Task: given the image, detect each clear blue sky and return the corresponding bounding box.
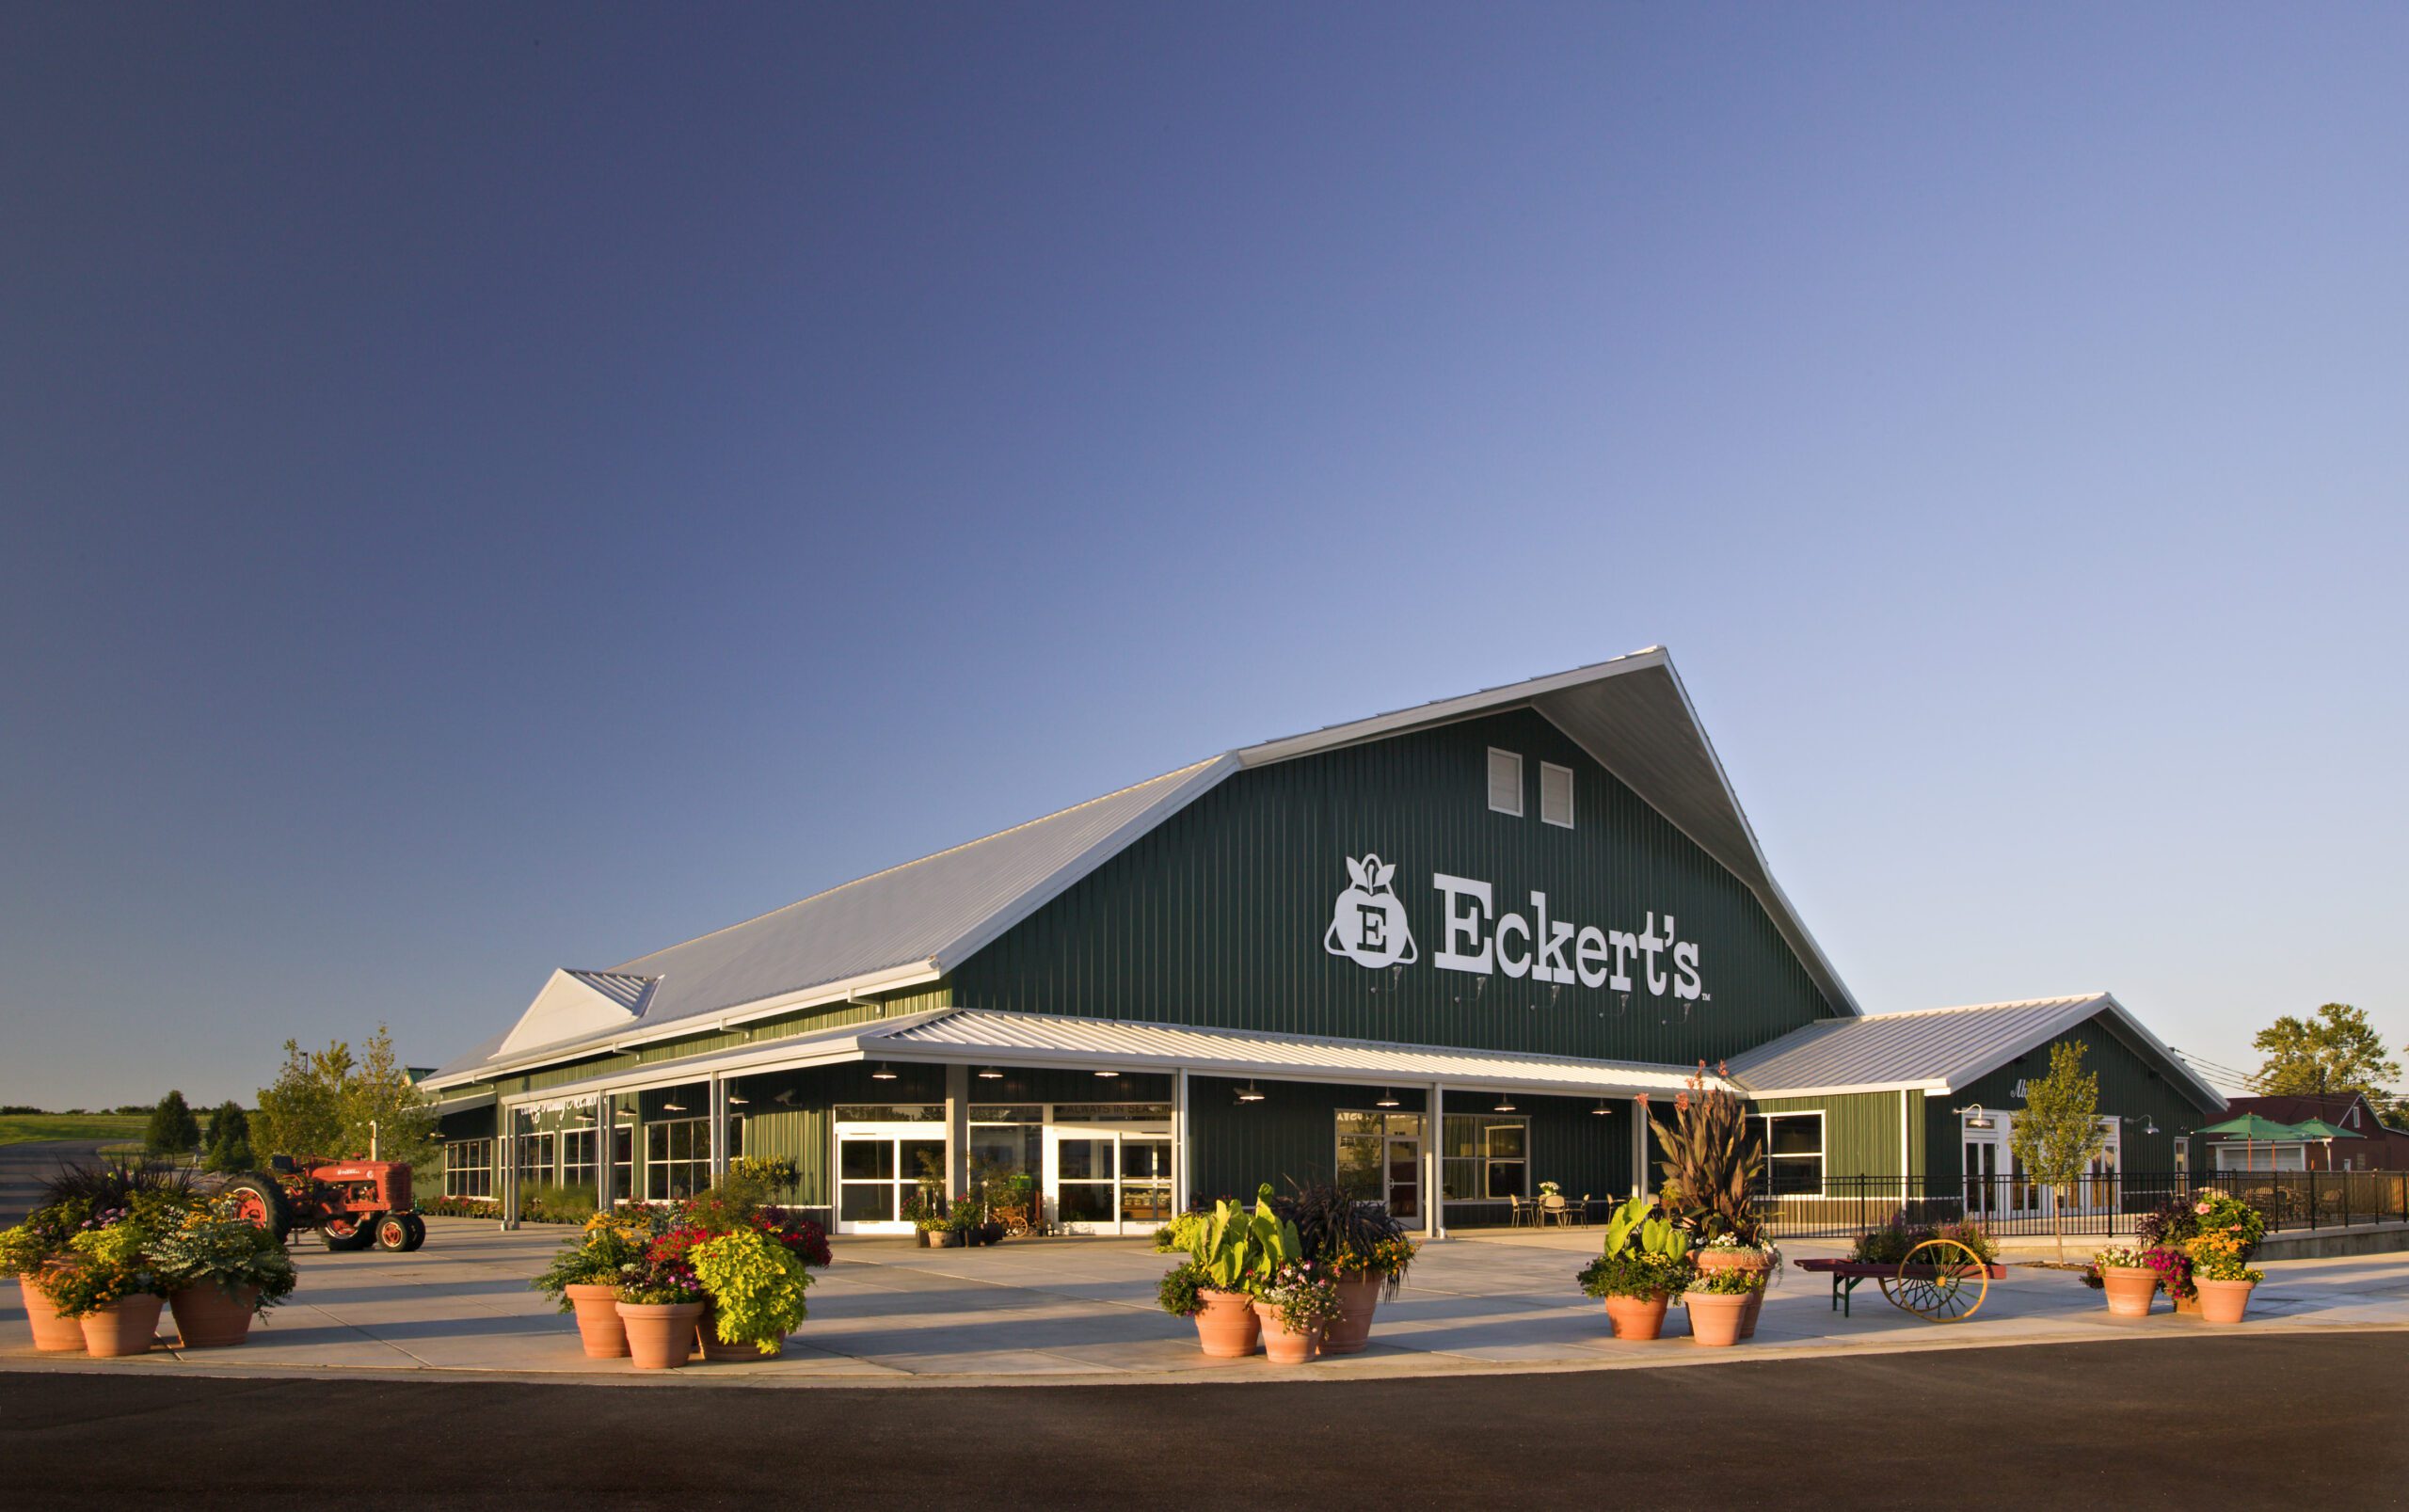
[3,4,2401,1109]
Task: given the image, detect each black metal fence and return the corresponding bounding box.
[1750,1170,2409,1242]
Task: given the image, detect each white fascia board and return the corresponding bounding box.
[1233,649,1669,768]
[494,1009,963,1105]
[932,755,1243,973]
[1735,1079,1952,1101]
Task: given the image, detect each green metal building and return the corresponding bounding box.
[420,648,2226,1235]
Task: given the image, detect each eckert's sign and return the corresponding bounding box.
[1323,852,1704,999]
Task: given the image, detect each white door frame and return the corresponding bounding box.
[1043,1121,1172,1235]
[833,1119,950,1235]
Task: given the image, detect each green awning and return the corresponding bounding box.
[2195,1113,2305,1140]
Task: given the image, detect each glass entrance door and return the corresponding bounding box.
[1964,1133,2000,1218]
[1044,1124,1172,1234]
[835,1122,949,1234]
[1337,1111,1423,1220]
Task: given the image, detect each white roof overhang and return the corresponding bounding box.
[485,1008,1726,1106]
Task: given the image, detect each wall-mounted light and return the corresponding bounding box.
[726,1094,749,1106]
[1376,1090,1400,1108]
[977,1066,1004,1080]
[869,1064,898,1082]
[662,1101,687,1113]
[1236,1081,1266,1104]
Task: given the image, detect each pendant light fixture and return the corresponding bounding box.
[1590,1100,1611,1116]
[1236,1081,1266,1104]
[869,1063,898,1082]
[1094,1068,1120,1078]
[1375,1089,1400,1109]
[977,1066,1004,1080]
[1493,1095,1516,1113]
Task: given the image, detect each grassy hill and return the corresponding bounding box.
[0,1113,149,1148]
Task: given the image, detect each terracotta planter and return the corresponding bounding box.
[1695,1249,1770,1338]
[695,1302,785,1361]
[1683,1290,1749,1347]
[565,1282,629,1358]
[17,1274,87,1353]
[1603,1293,1671,1341]
[168,1283,259,1348]
[2099,1265,2159,1318]
[1252,1301,1317,1364]
[2194,1278,2255,1325]
[1321,1273,1383,1356]
[2173,1291,2203,1316]
[80,1293,167,1358]
[1191,1288,1262,1358]
[616,1300,705,1370]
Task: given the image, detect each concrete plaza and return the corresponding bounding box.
[5,1217,2406,1385]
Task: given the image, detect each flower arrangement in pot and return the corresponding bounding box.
[1643,1068,1777,1338]
[2088,1244,2169,1317]
[1268,1180,1417,1356]
[534,1213,652,1358]
[1153,1187,1284,1358]
[615,1226,709,1370]
[4,1158,200,1354]
[2134,1194,2208,1311]
[1578,1194,1694,1341]
[1681,1263,1759,1347]
[40,1217,171,1358]
[679,1170,833,1359]
[149,1194,297,1347]
[1253,1260,1340,1364]
[2182,1191,2267,1324]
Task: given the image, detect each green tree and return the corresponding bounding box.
[2010,1041,2109,1263]
[144,1090,200,1157]
[201,1101,254,1172]
[251,1027,436,1170]
[2252,1004,2402,1106]
[341,1024,438,1174]
[252,1039,353,1159]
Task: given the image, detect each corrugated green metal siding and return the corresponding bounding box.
[954,708,1833,1063]
[1925,1011,2208,1182]
[1753,1090,1915,1181]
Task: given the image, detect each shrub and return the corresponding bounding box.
[692,1226,815,1351]
[147,1195,297,1311]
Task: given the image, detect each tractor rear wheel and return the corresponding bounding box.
[220,1173,293,1242]
[398,1214,427,1251]
[374,1214,411,1251]
[320,1216,375,1251]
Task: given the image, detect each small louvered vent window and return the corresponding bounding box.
[1540,762,1574,829]
[1487,748,1524,817]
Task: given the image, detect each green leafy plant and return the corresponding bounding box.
[691,1226,814,1352]
[728,1155,800,1198]
[1579,1249,1693,1300]
[1642,1067,1765,1248]
[532,1223,646,1312]
[2008,1040,2110,1263]
[1157,1260,1207,1318]
[1161,1185,1301,1297]
[1601,1194,1690,1263]
[146,1195,296,1311]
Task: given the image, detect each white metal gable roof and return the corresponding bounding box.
[1724,993,2228,1111]
[430,647,1859,1088]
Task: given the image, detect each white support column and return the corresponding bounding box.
[709,1074,728,1183]
[1173,1068,1189,1214]
[1900,1090,1911,1203]
[498,1100,518,1232]
[1426,1083,1444,1239]
[946,1062,970,1204]
[592,1092,614,1211]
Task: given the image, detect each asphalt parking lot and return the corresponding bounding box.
[5,1330,2403,1510]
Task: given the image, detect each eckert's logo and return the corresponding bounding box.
[1323,854,1419,967]
[1323,853,1703,999]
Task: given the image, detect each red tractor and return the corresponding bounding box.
[220,1156,426,1252]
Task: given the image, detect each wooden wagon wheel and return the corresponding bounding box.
[1878,1238,1989,1323]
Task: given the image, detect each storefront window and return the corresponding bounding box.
[517,1132,556,1188]
[1051,1104,1173,1122]
[834,1104,943,1122]
[1443,1114,1527,1201]
[646,1119,710,1202]
[1755,1113,1825,1195]
[443,1138,495,1200]
[561,1129,597,1188]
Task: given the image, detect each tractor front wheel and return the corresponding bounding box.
[398,1214,427,1251]
[374,1214,412,1251]
[320,1216,375,1252]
